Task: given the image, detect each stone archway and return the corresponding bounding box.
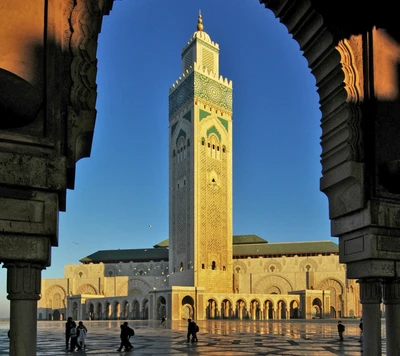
[2,2,400,356]
[318,278,344,317]
[76,284,97,295]
[253,275,293,294]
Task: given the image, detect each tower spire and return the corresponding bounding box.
[197,10,204,32]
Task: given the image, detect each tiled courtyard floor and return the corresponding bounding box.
[0,319,386,355]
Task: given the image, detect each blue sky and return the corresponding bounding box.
[0,0,333,317]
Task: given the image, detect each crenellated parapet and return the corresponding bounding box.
[169,62,232,94]
[182,31,220,54]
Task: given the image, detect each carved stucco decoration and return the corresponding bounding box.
[70,0,100,112]
[126,278,152,296]
[260,0,367,219]
[76,283,97,295]
[45,285,67,308]
[253,275,293,294]
[337,38,364,162]
[66,0,112,188]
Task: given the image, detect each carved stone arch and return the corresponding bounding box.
[264,259,283,273]
[126,278,151,296]
[253,275,293,294]
[264,298,275,306]
[317,278,345,314]
[317,278,344,294]
[45,285,67,308]
[220,296,234,306]
[262,0,365,218]
[76,283,97,295]
[290,298,300,307]
[233,260,247,274]
[207,130,221,143]
[299,258,319,272]
[235,298,247,307]
[250,297,261,305]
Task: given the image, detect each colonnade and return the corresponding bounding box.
[206,300,292,320]
[359,278,400,356]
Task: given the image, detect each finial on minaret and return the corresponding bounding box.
[197,10,204,31]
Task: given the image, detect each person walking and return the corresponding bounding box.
[77,321,88,350]
[192,320,199,342]
[337,320,345,341]
[65,317,75,350]
[186,318,197,343]
[117,321,134,352]
[160,316,167,328]
[69,321,79,352]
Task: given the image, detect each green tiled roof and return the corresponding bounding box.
[233,235,267,244]
[80,248,168,264]
[233,241,338,257]
[153,239,169,248]
[152,235,267,248]
[81,239,338,264]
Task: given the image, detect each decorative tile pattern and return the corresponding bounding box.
[169,72,232,117]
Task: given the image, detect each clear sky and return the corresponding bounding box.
[0,0,333,317]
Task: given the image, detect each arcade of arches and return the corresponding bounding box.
[38,245,359,322]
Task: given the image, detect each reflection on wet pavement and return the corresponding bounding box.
[0,319,385,355]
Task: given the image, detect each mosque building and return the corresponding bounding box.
[37,14,361,322]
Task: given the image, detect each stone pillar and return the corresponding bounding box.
[5,262,44,356]
[359,278,382,356]
[382,279,400,356]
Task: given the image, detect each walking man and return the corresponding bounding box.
[186,318,196,343]
[65,317,74,350]
[337,320,345,341]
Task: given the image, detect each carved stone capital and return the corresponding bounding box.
[382,279,400,305]
[3,262,44,301]
[358,278,382,304]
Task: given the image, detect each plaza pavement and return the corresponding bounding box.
[0,319,385,355]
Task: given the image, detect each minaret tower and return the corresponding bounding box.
[168,13,233,293]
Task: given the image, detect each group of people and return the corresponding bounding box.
[66,317,136,352]
[65,317,88,352]
[67,316,364,350]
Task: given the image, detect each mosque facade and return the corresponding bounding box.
[37,15,361,322]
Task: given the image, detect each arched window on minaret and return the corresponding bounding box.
[202,263,205,269]
[212,261,216,270]
[177,137,186,163]
[208,135,220,159]
[180,262,184,271]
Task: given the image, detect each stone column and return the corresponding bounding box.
[4,262,43,356]
[359,278,382,356]
[382,278,400,356]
